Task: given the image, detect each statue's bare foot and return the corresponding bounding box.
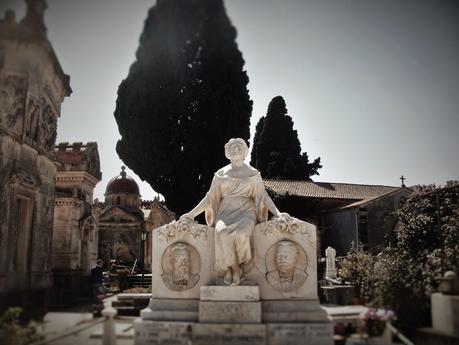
[224,269,232,285]
[231,267,241,286]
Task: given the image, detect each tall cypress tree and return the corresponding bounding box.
[250,96,321,180]
[115,0,252,216]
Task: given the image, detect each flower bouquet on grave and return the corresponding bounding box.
[361,308,395,337]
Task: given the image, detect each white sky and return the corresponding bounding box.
[2,0,458,201]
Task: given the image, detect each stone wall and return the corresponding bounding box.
[0,5,71,315]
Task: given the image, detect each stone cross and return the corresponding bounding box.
[325,246,337,279]
[400,175,406,187]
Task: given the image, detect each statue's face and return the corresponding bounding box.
[225,139,247,161]
[173,250,190,275]
[275,244,297,274]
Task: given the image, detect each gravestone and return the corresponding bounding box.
[325,246,337,279]
[134,138,332,345]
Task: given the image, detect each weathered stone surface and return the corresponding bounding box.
[266,323,334,345]
[431,292,459,337]
[0,1,71,314]
[325,246,337,279]
[248,218,319,300]
[321,285,355,305]
[52,142,101,272]
[199,301,261,323]
[151,222,214,300]
[134,319,192,345]
[192,323,266,345]
[262,300,329,323]
[141,298,199,322]
[200,285,260,301]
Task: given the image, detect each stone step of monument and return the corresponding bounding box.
[262,300,330,323]
[140,309,199,322]
[140,299,199,322]
[192,323,266,345]
[112,294,151,316]
[134,319,334,345]
[200,284,260,301]
[199,301,262,324]
[112,305,139,316]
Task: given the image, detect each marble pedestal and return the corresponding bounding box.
[431,292,459,337]
[135,284,333,345]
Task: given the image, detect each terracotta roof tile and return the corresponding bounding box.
[263,179,400,201]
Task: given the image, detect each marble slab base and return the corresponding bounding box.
[262,300,329,322]
[199,300,261,323]
[266,323,334,345]
[192,323,266,345]
[134,319,334,345]
[141,298,198,321]
[134,319,192,345]
[200,284,260,301]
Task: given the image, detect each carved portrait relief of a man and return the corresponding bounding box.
[161,242,199,291]
[266,240,308,292]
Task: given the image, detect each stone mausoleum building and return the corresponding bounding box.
[0,0,71,314]
[51,142,101,306]
[98,167,175,272]
[52,142,101,271]
[98,167,146,268]
[263,180,413,256]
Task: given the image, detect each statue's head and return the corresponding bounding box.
[171,243,190,279]
[224,138,249,161]
[275,240,298,275]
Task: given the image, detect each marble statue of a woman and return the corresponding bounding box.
[180,138,291,285]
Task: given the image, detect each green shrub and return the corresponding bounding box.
[374,182,459,339]
[0,307,43,345]
[339,249,377,300]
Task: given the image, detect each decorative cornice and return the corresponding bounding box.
[156,220,208,243]
[54,198,83,207]
[259,218,313,238]
[56,171,100,186]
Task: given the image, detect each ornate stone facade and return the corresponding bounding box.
[52,142,101,271]
[98,167,144,268]
[0,0,71,314]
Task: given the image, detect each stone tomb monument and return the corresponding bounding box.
[134,139,333,345]
[325,246,337,279]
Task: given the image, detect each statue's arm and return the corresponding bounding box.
[263,192,281,217]
[263,191,292,222]
[180,194,210,220]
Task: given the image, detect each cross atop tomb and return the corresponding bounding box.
[400,175,406,188]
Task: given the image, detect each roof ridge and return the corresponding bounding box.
[263,179,399,188]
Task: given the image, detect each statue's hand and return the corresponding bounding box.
[274,212,293,223]
[179,212,194,223]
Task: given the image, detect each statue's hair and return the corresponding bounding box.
[171,242,189,256]
[224,138,249,160]
[276,240,299,258]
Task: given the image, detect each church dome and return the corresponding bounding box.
[105,166,140,195]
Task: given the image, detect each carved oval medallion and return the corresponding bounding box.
[161,242,200,291]
[265,240,308,292]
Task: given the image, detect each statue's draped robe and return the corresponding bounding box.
[205,170,269,274]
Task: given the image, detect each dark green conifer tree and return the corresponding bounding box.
[250,96,321,180]
[114,0,252,216]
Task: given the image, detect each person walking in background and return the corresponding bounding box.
[91,259,106,316]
